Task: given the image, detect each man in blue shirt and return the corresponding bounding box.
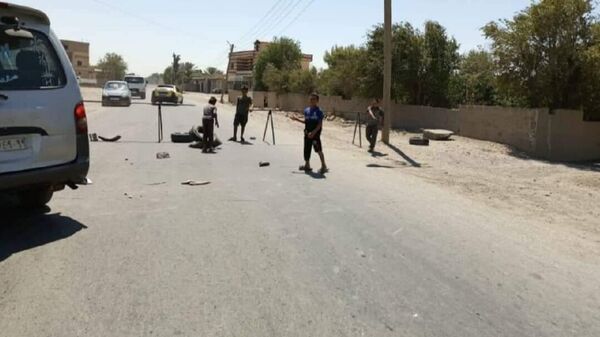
[290,93,328,174]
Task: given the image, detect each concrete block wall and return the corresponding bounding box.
[239,91,600,162]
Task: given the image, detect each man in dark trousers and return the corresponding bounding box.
[230,86,253,143]
[290,93,328,174]
[202,97,220,153]
[366,98,384,152]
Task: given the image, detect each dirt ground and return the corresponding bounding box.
[277,109,600,240]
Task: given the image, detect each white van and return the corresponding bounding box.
[0,3,90,207]
[123,74,147,100]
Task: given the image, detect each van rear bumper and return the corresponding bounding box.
[0,160,89,191]
[0,135,90,191]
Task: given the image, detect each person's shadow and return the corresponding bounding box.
[0,205,87,262]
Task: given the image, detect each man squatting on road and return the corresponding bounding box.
[290,93,328,174]
[202,96,220,153]
[230,86,253,143]
[366,98,384,152]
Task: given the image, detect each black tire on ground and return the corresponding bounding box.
[19,187,53,208]
[141,93,146,100]
[171,132,195,143]
[409,137,430,146]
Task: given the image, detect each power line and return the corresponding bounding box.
[279,0,317,35]
[234,0,288,47]
[243,0,305,45]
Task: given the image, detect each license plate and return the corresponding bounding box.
[159,92,167,96]
[110,97,120,101]
[0,138,27,152]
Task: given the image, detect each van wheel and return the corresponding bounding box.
[19,188,53,208]
[141,93,146,100]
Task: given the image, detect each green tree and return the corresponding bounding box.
[171,53,181,85]
[253,37,303,91]
[422,21,460,107]
[163,66,174,84]
[146,73,163,85]
[263,63,287,93]
[452,50,498,106]
[181,62,196,84]
[483,0,595,109]
[205,67,224,75]
[289,67,318,95]
[97,53,127,81]
[320,45,367,98]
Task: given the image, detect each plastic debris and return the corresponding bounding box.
[156,152,170,159]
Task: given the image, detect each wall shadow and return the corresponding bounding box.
[0,206,87,262]
[507,148,600,172]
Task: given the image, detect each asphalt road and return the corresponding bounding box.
[1,91,599,337]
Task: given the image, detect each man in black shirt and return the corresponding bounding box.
[366,98,384,152]
[230,86,253,143]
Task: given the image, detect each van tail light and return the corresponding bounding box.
[74,102,88,134]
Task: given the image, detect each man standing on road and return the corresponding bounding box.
[202,97,220,153]
[290,93,328,174]
[229,86,253,143]
[366,98,384,152]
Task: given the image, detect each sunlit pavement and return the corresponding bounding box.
[1,91,599,337]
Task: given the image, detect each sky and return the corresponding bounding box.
[13,0,533,76]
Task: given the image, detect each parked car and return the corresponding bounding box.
[0,3,90,207]
[151,84,184,105]
[123,74,147,99]
[102,81,131,107]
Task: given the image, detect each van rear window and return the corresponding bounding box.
[0,26,66,90]
[124,77,144,84]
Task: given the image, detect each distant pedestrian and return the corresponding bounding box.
[230,86,253,143]
[366,98,384,152]
[290,93,328,174]
[202,96,220,153]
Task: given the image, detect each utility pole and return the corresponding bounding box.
[221,42,234,104]
[382,0,392,144]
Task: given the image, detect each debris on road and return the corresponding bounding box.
[409,137,430,146]
[259,162,271,167]
[423,129,453,141]
[89,133,99,142]
[181,180,211,186]
[98,135,122,142]
[147,182,166,186]
[156,152,170,159]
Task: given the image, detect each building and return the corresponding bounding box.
[187,73,226,93]
[228,40,313,89]
[61,39,97,85]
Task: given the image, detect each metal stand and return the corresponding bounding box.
[157,102,164,143]
[262,110,276,145]
[352,111,362,148]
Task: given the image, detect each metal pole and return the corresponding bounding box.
[270,111,276,145]
[157,102,163,143]
[358,111,362,148]
[382,0,393,144]
[221,43,234,104]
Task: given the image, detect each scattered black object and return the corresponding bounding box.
[189,136,222,149]
[156,152,170,159]
[259,162,270,167]
[171,132,195,143]
[181,180,210,186]
[89,133,99,142]
[409,137,430,146]
[250,137,257,140]
[98,135,121,142]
